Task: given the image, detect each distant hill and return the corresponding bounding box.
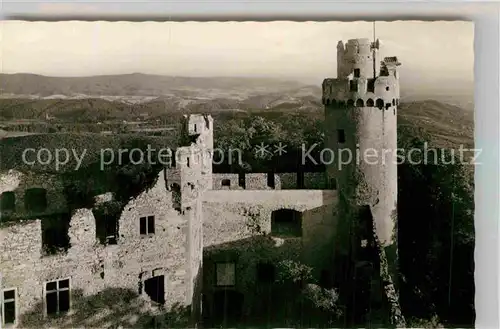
[0,73,474,158]
[398,100,474,149]
[1,72,474,112]
[0,73,306,97]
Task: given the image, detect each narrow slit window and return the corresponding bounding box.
[267,173,275,189]
[147,216,155,234]
[337,129,346,143]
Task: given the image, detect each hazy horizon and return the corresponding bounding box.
[1,20,473,88]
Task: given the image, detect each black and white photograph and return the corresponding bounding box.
[0,20,475,328]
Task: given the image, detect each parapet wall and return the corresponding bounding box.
[212,172,328,190]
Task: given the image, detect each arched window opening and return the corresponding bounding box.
[1,191,15,212]
[366,98,374,107]
[338,101,346,107]
[347,99,355,107]
[271,209,302,237]
[356,99,364,107]
[376,99,384,110]
[25,188,47,212]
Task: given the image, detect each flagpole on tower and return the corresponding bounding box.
[373,21,376,43]
[372,21,377,79]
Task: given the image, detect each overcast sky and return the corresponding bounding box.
[0,20,473,85]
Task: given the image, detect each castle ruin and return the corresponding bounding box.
[0,38,404,328]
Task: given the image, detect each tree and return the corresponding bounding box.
[397,124,475,326]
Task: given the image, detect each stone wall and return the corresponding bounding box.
[212,174,242,190]
[0,170,68,221]
[244,173,275,190]
[0,170,197,327]
[201,189,339,319]
[212,172,329,191]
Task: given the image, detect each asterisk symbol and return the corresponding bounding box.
[274,142,287,156]
[254,142,270,158]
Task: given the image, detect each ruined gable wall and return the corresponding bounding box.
[0,170,194,327]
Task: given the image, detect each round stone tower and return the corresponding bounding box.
[324,37,400,249]
[323,37,403,325]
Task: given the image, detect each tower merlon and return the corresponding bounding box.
[182,114,213,136]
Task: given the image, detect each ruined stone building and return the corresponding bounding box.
[0,38,404,328]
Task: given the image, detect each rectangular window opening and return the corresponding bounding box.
[2,288,17,326]
[45,279,70,316]
[95,212,119,245]
[354,68,360,78]
[349,80,358,92]
[215,262,236,287]
[41,213,71,255]
[367,79,375,93]
[337,129,346,144]
[144,275,165,304]
[221,179,231,189]
[140,216,155,235]
[238,173,246,189]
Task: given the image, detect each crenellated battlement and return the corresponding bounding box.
[325,39,401,109]
[321,76,400,109]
